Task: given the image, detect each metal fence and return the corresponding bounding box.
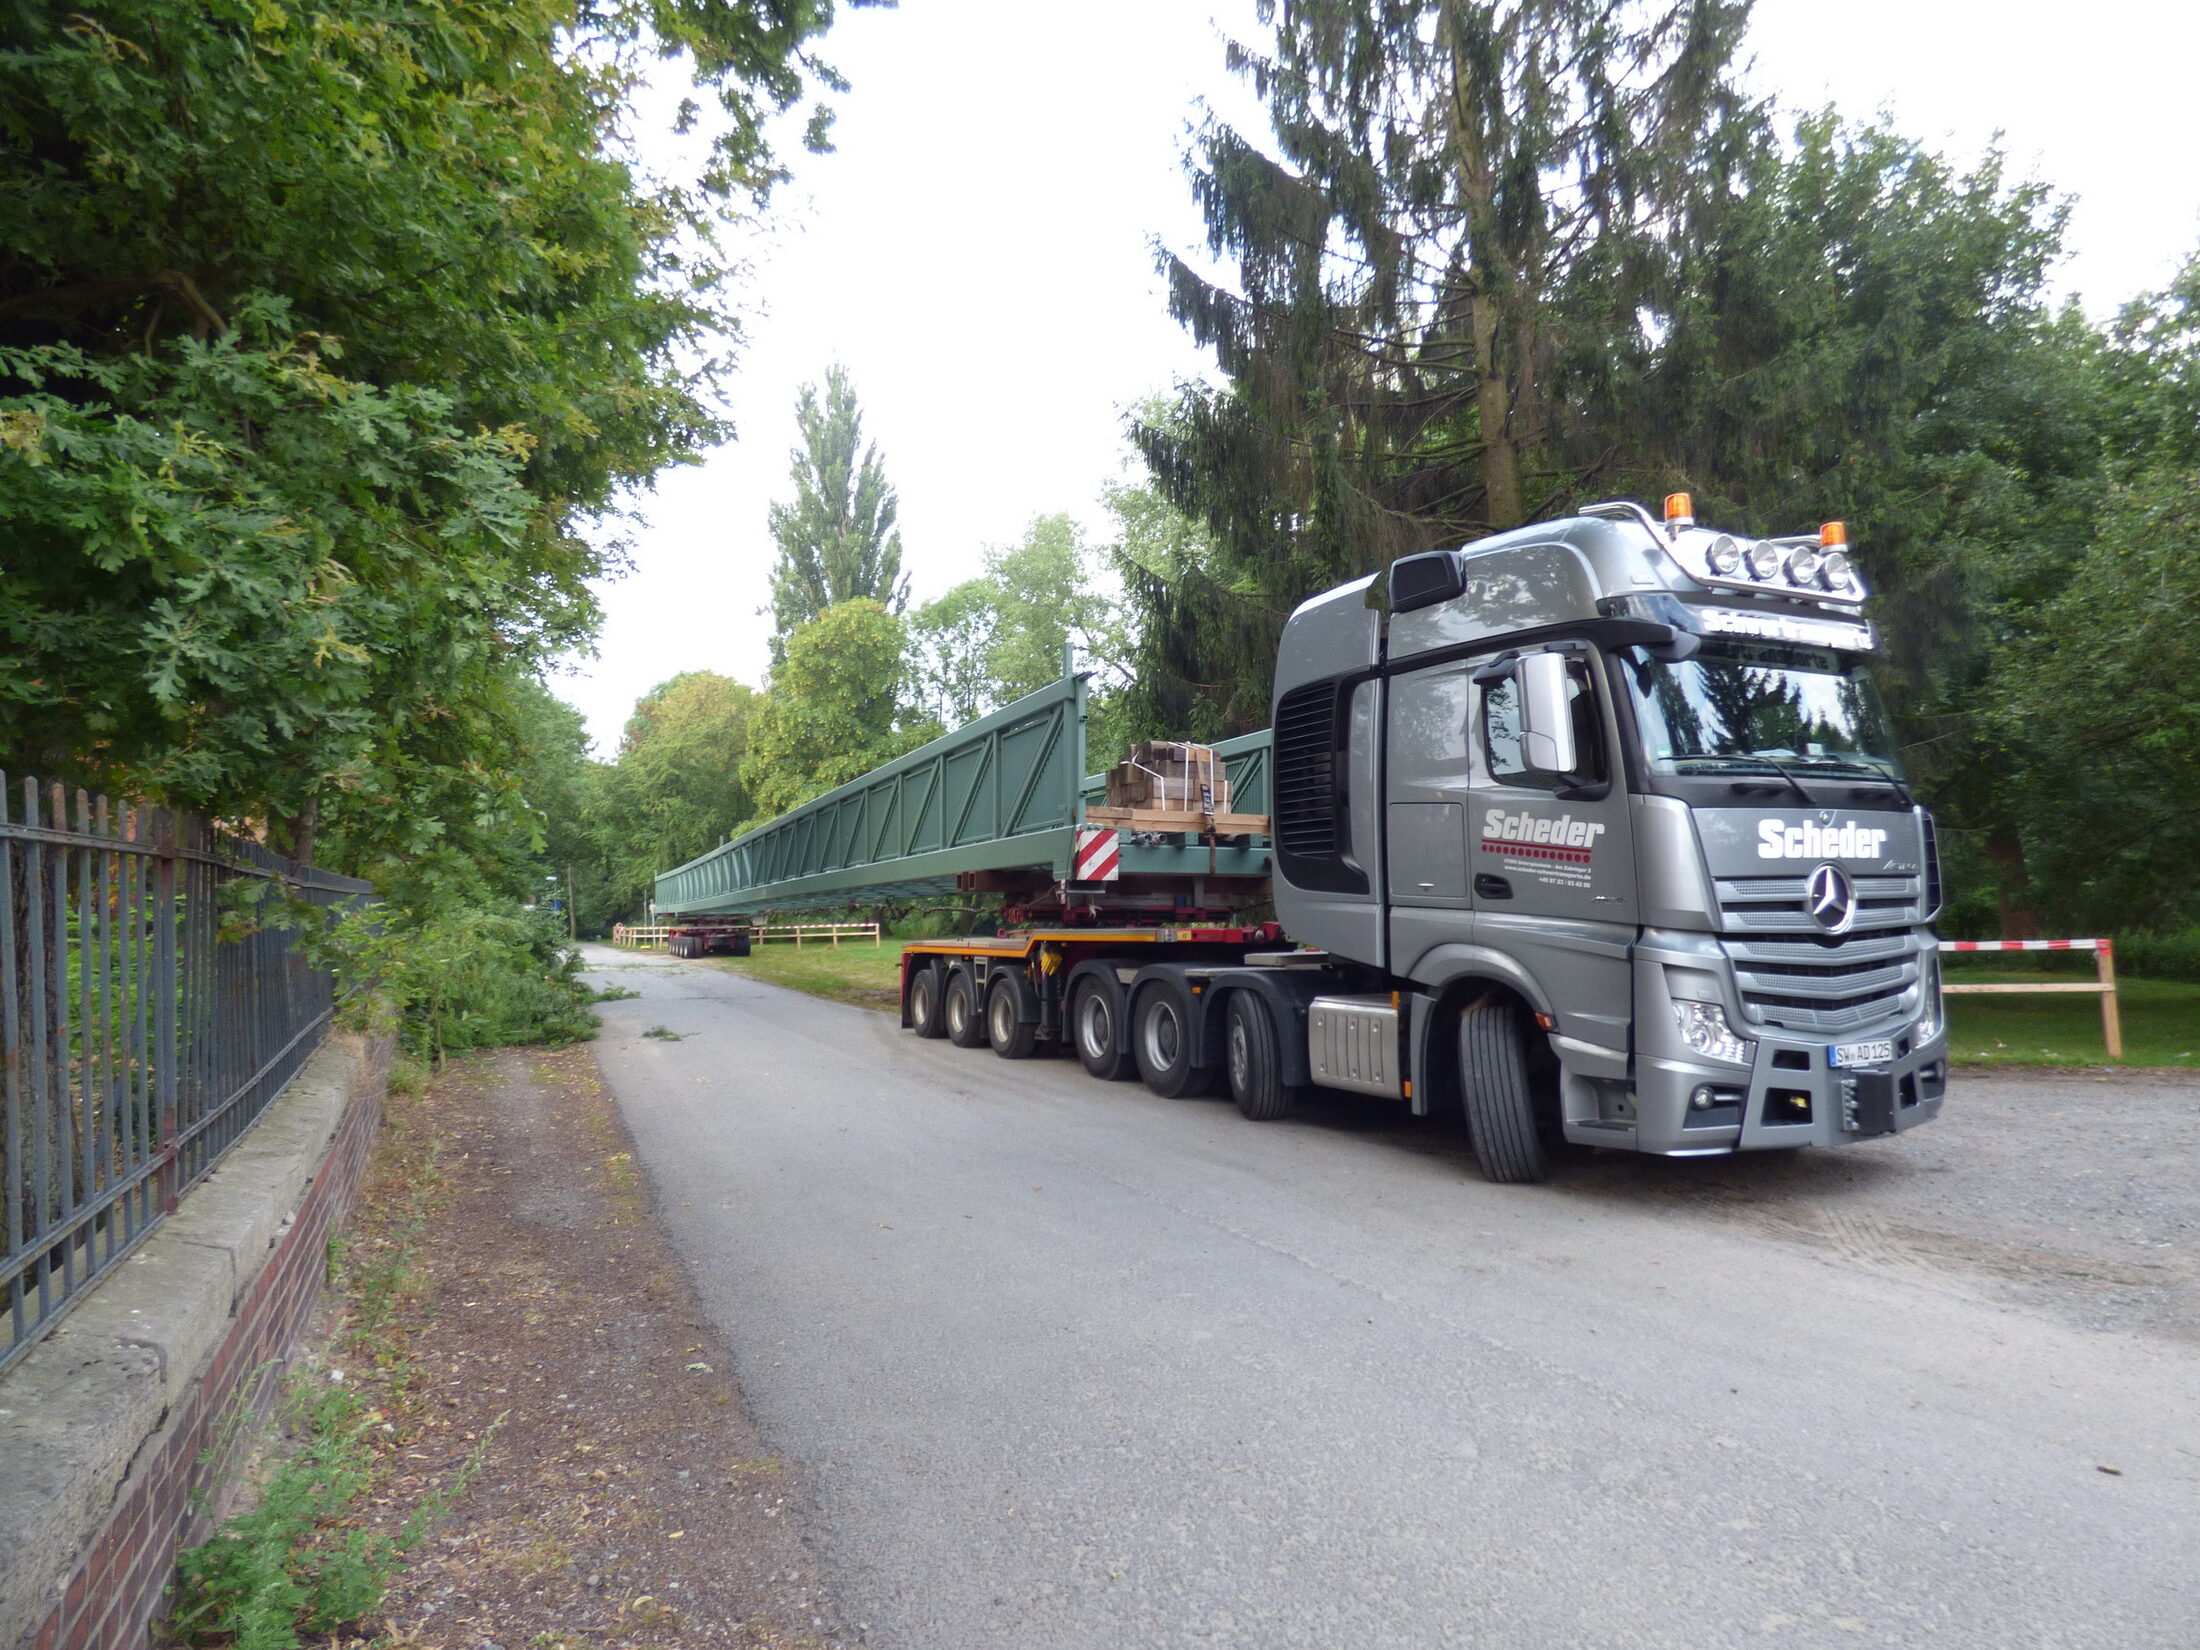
[1,776,371,1374]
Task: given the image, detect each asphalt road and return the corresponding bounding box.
[580,946,2200,1650]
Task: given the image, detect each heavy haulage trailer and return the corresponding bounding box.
[655,496,1948,1182]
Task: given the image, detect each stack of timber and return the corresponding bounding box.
[1089,741,1270,836]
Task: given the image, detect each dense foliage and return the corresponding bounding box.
[0,0,869,1044]
[909,513,1119,725]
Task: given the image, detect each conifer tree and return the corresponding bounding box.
[1148,0,1755,551]
[766,365,908,654]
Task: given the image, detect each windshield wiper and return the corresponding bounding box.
[1670,753,1821,808]
[1783,756,1917,807]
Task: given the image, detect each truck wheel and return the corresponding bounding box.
[987,975,1039,1059]
[1133,981,1215,1099]
[1071,976,1135,1081]
[943,967,987,1049]
[1225,991,1297,1121]
[729,929,751,957]
[1459,1000,1550,1184]
[908,962,946,1039]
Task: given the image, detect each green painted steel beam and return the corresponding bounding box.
[655,677,1276,918]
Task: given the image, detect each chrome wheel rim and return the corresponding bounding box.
[1228,1014,1249,1091]
[1078,991,1112,1061]
[990,990,1015,1046]
[1141,998,1183,1070]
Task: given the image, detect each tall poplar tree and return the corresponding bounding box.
[766,365,908,654]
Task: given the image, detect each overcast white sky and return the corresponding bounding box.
[555,0,2200,753]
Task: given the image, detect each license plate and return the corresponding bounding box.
[1830,1038,1894,1069]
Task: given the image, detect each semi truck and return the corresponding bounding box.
[654,495,1946,1182]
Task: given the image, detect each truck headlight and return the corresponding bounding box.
[1914,952,1943,1042]
[1674,999,1757,1066]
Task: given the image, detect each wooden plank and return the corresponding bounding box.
[1939,983,2113,994]
[1082,806,1270,834]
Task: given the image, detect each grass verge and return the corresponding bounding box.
[1946,968,2200,1068]
[704,940,903,1009]
[167,1059,498,1647]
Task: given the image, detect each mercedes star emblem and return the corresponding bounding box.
[1806,863,1857,933]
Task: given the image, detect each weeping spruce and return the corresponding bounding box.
[1127,0,1758,735]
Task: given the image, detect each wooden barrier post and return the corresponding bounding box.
[1938,938,2124,1062]
[2099,940,2122,1060]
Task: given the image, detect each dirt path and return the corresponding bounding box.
[349,1045,853,1648]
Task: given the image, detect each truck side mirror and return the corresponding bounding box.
[1515,651,1578,776]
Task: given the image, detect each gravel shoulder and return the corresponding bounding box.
[347,1044,852,1648]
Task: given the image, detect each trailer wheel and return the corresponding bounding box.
[1070,976,1134,1081]
[1133,981,1215,1099]
[943,967,987,1049]
[728,928,751,958]
[1225,991,1297,1121]
[986,974,1039,1059]
[908,962,947,1039]
[1459,1000,1550,1184]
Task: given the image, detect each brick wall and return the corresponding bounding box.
[25,1033,392,1650]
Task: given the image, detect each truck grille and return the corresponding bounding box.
[1712,871,1927,1035]
[1720,929,1923,1036]
[1714,872,1923,932]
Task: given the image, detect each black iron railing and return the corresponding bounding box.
[0,777,370,1373]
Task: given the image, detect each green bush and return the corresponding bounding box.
[2112,929,2200,983]
[338,904,597,1062]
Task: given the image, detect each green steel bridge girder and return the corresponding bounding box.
[653,675,1275,918]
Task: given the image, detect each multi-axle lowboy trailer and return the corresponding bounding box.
[656,497,1949,1182]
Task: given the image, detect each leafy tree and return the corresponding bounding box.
[1965,257,2200,933]
[0,0,855,880]
[910,514,1119,724]
[581,671,757,919]
[767,365,908,654]
[742,599,929,818]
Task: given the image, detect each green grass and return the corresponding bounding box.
[1944,967,2200,1068]
[704,940,905,1009]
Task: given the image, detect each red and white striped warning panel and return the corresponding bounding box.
[1073,827,1120,882]
[1938,938,2108,952]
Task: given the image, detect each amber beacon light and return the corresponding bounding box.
[1664,492,1695,530]
[1820,520,1848,548]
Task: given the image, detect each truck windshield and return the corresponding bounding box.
[1619,641,1907,784]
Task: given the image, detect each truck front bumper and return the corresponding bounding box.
[1629,1029,1947,1155]
[1562,940,1948,1155]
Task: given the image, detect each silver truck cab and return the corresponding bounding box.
[1270,499,1947,1163]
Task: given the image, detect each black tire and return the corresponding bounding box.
[908,962,947,1039]
[943,967,987,1049]
[1459,999,1550,1183]
[987,974,1039,1059]
[1070,975,1135,1080]
[1224,991,1297,1121]
[728,929,751,957]
[1133,981,1216,1099]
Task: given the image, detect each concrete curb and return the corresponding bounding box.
[0,1031,389,1648]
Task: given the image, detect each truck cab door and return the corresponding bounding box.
[1469,645,1635,1054]
[1386,659,1477,979]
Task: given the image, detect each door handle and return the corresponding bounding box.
[1474,874,1513,900]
